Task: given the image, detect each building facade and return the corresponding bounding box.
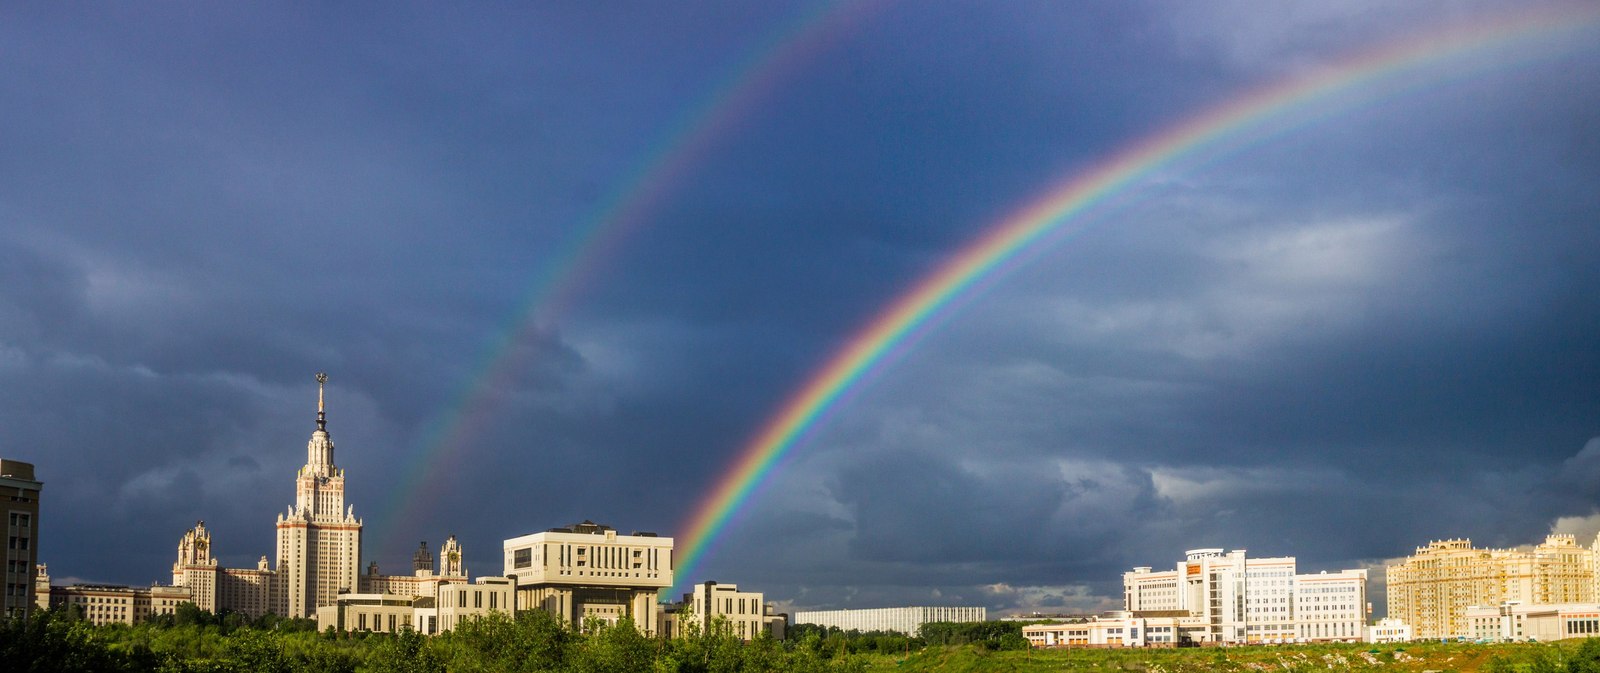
[1387,535,1594,639]
[1367,617,1413,643]
[1123,548,1369,644]
[2,458,41,619]
[502,521,674,635]
[663,581,786,641]
[1023,611,1206,648]
[791,606,987,636]
[1465,602,1600,642]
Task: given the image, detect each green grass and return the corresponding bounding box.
[857,640,1589,673]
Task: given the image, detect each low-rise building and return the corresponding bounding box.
[1465,602,1600,642]
[1368,617,1413,643]
[39,581,190,626]
[1022,611,1206,648]
[315,593,417,634]
[661,581,786,640]
[791,606,986,636]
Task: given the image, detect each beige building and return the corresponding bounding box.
[36,563,189,627]
[662,581,786,640]
[1387,534,1594,639]
[3,458,42,619]
[358,537,469,599]
[503,521,674,635]
[275,372,363,618]
[433,576,514,633]
[1124,548,1369,644]
[791,606,987,636]
[315,593,418,633]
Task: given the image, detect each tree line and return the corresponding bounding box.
[3,606,1035,672]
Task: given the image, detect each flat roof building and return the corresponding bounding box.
[792,606,986,636]
[503,521,674,635]
[2,458,41,619]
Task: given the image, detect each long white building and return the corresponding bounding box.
[792,606,986,636]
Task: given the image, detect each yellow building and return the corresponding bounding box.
[1387,534,1594,639]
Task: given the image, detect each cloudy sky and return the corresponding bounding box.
[4,1,1599,616]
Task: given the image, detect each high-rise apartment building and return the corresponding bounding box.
[2,458,41,619]
[1386,534,1594,639]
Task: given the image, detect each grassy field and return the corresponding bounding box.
[857,640,1579,672]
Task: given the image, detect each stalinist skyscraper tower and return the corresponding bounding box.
[274,372,362,618]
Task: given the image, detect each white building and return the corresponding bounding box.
[1023,611,1207,648]
[1368,617,1413,643]
[791,606,987,636]
[503,521,674,635]
[1123,548,1369,644]
[1465,602,1600,642]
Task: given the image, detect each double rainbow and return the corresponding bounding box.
[370,1,888,555]
[669,4,1600,594]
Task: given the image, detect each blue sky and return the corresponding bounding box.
[3,1,1599,615]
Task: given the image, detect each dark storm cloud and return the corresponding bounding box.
[3,0,1598,616]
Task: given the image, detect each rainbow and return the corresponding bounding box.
[668,5,1600,594]
[369,0,891,556]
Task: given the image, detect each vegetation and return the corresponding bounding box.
[0,607,869,672]
[12,609,1600,672]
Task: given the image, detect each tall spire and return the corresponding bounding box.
[316,371,328,432]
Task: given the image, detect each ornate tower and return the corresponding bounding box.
[171,521,219,611]
[412,541,433,575]
[439,535,466,578]
[274,372,363,618]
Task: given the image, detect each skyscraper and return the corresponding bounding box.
[274,372,363,617]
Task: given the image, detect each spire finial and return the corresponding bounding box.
[315,372,328,431]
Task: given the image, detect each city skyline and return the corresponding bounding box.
[3,1,1600,615]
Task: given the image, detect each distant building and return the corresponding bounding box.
[1387,535,1593,639]
[2,458,42,619]
[37,580,189,626]
[1465,602,1600,642]
[1367,617,1413,643]
[40,374,483,622]
[661,580,786,640]
[502,520,674,635]
[791,606,987,636]
[1123,548,1368,644]
[1023,611,1204,648]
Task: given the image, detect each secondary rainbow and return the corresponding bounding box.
[370,0,890,555]
[669,5,1600,592]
